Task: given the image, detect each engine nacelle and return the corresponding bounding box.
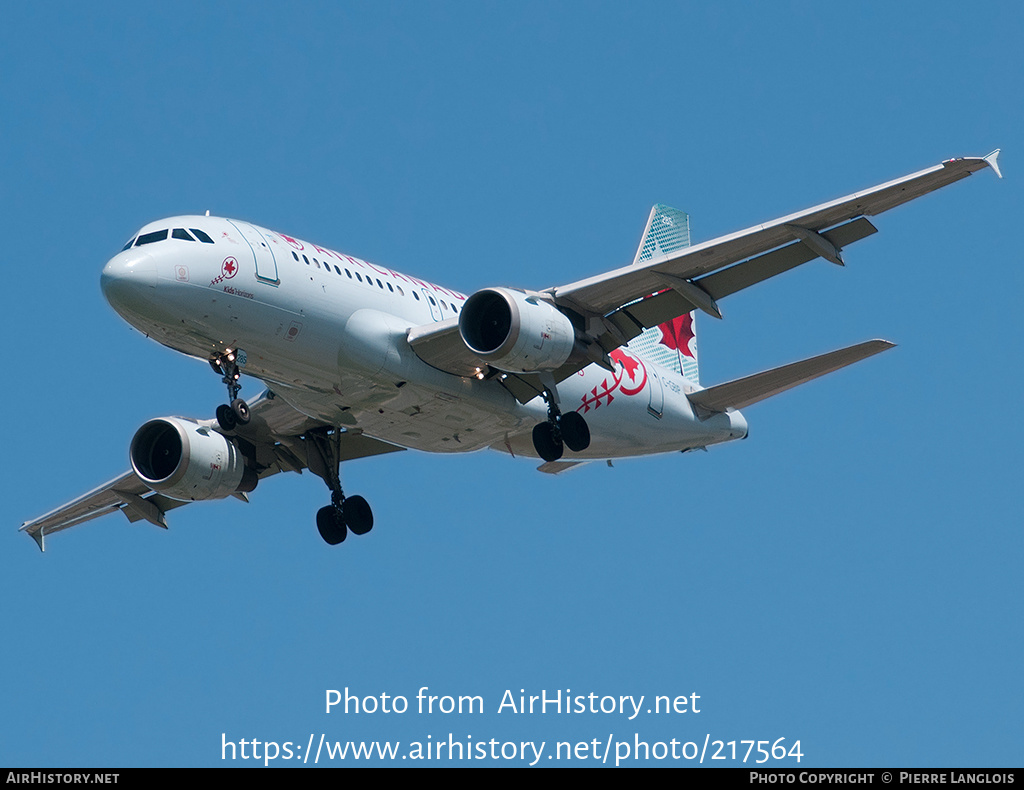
[459,287,576,373]
[130,417,257,502]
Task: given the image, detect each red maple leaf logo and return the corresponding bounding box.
[210,257,239,286]
[657,314,695,359]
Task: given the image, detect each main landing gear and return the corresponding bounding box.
[210,350,251,431]
[532,385,590,463]
[306,429,374,546]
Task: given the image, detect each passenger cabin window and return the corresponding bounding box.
[189,228,215,244]
[135,229,169,246]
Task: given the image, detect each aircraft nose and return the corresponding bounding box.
[100,250,158,317]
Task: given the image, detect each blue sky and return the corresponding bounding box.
[2,1,1021,768]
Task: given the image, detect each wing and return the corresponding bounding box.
[408,152,1000,401]
[554,152,1001,338]
[20,391,405,551]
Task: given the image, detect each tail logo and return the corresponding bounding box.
[657,313,696,359]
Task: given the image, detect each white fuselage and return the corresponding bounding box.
[100,216,747,460]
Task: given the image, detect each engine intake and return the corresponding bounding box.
[459,287,576,373]
[130,417,257,502]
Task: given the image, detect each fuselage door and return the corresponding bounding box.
[422,288,442,321]
[228,220,280,285]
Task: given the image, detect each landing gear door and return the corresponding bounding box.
[228,220,280,285]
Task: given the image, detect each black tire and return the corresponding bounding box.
[231,398,251,425]
[344,495,374,535]
[216,404,237,431]
[559,411,591,453]
[316,506,347,545]
[532,422,564,462]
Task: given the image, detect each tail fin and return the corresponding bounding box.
[626,204,700,384]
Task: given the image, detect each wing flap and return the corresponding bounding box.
[700,217,879,302]
[687,339,895,417]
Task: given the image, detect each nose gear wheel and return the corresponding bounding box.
[210,351,250,431]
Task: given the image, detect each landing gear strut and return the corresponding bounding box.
[531,385,590,463]
[307,429,374,546]
[210,350,250,431]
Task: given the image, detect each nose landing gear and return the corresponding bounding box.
[210,350,251,431]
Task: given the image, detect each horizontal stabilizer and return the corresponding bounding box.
[687,339,895,417]
[537,460,587,475]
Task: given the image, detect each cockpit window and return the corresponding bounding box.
[189,228,214,244]
[172,228,195,241]
[135,229,169,246]
[121,237,137,251]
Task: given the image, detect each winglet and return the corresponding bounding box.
[983,149,1002,179]
[29,527,45,552]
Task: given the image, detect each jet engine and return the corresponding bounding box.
[459,287,576,373]
[130,417,257,502]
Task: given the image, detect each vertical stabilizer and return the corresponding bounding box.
[626,205,700,384]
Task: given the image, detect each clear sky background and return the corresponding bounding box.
[2,1,1020,768]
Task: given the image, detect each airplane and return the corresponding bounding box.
[20,151,1002,551]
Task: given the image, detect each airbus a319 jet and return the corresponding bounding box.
[21,152,1002,550]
